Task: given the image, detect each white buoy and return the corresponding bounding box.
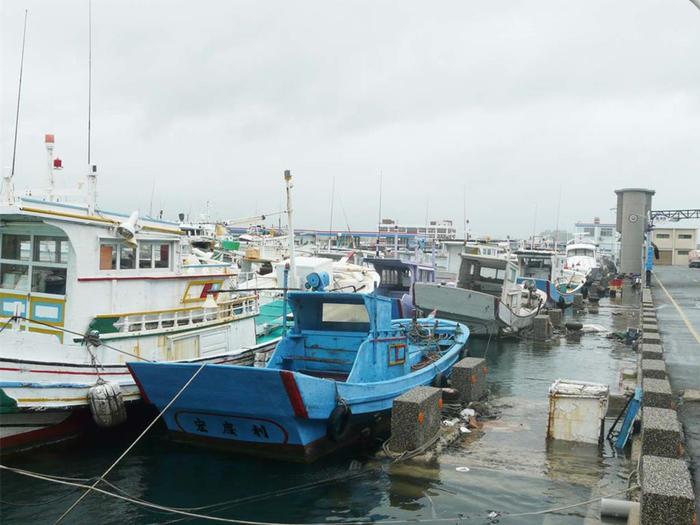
[88,381,127,428]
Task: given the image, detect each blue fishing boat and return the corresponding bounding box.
[364,258,435,318]
[127,291,468,461]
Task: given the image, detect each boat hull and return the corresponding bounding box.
[127,321,466,462]
[0,343,277,453]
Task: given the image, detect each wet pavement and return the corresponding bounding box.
[651,265,700,515]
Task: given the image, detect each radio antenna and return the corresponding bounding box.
[10,10,28,179]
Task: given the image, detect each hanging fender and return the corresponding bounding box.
[327,403,352,442]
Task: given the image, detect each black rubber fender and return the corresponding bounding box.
[432,372,447,388]
[327,403,352,442]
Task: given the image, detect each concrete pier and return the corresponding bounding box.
[651,266,700,516]
[641,359,667,380]
[547,309,562,328]
[641,407,682,459]
[640,456,695,525]
[533,314,553,341]
[451,357,488,403]
[641,343,663,360]
[388,386,441,453]
[641,377,674,410]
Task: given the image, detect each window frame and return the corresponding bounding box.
[0,233,69,296]
[99,239,173,272]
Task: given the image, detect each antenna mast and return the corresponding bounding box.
[328,177,335,250]
[376,171,382,256]
[10,10,28,179]
[87,0,92,165]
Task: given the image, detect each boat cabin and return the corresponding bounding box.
[365,258,435,298]
[266,292,413,383]
[566,243,597,259]
[514,249,557,281]
[457,254,519,297]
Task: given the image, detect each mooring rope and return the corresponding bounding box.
[53,362,207,524]
[0,464,640,525]
[0,315,153,362]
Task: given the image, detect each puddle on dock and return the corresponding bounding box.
[1,294,642,524]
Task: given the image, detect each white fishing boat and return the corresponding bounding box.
[238,255,380,304]
[414,253,545,336]
[0,137,268,451]
[564,239,600,281]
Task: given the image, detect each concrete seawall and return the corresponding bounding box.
[637,267,699,524]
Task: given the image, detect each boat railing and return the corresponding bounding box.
[112,295,259,334]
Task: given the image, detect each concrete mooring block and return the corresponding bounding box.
[641,359,667,380]
[642,333,662,345]
[642,377,674,410]
[451,357,488,403]
[640,455,695,525]
[642,323,659,333]
[533,314,553,341]
[388,386,441,453]
[641,344,663,360]
[641,407,682,459]
[547,309,562,328]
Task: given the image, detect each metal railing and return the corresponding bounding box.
[112,295,259,334]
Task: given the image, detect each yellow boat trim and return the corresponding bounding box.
[17,392,140,404]
[182,279,225,304]
[20,206,183,235]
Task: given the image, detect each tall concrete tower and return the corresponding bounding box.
[615,188,655,274]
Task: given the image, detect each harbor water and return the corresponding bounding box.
[1,294,641,524]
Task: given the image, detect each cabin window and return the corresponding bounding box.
[322,303,370,324]
[1,233,69,296]
[34,237,68,263]
[154,243,170,268]
[479,267,503,280]
[100,240,171,270]
[1,234,31,261]
[137,242,172,269]
[120,245,136,269]
[31,266,67,295]
[100,243,118,270]
[0,263,29,290]
[139,243,153,268]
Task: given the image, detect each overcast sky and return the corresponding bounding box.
[2,0,699,237]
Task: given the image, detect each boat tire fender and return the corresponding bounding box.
[432,372,447,388]
[327,403,352,442]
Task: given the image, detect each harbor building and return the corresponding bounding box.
[651,227,698,266]
[574,217,619,262]
[379,218,457,250]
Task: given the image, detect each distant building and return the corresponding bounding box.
[574,217,618,261]
[652,227,698,266]
[379,218,457,249]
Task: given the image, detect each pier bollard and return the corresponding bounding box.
[641,377,674,410]
[641,359,667,380]
[547,309,562,328]
[641,407,682,458]
[640,456,695,525]
[451,357,488,403]
[533,315,553,341]
[573,293,584,309]
[388,386,441,453]
[641,344,663,360]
